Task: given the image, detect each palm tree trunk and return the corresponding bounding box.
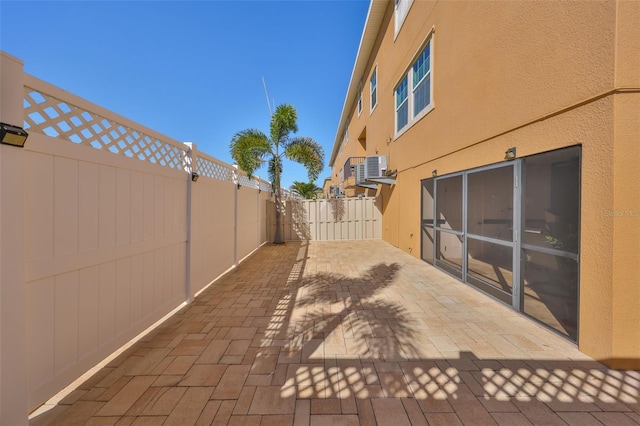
[274,190,284,244]
[273,172,284,244]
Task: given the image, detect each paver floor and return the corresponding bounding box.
[32,240,639,425]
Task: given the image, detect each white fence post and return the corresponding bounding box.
[184,142,195,301]
[256,177,261,248]
[232,164,239,267]
[0,51,29,425]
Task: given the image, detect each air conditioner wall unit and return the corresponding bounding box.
[355,163,378,189]
[364,155,388,179]
[355,163,366,186]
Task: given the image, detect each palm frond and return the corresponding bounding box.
[270,104,298,147]
[285,136,325,181]
[229,129,272,178]
[290,181,321,199]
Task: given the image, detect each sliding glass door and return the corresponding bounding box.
[434,174,463,279]
[466,164,516,304]
[521,147,580,340]
[421,146,580,341]
[421,179,435,264]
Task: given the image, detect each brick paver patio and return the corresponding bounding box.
[31,240,639,425]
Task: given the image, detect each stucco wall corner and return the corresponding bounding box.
[610,92,640,369]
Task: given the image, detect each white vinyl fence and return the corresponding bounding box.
[0,52,383,424]
[0,52,273,424]
[269,197,382,241]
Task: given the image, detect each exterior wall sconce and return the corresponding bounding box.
[191,172,199,182]
[504,147,517,160]
[432,169,437,177]
[0,122,29,147]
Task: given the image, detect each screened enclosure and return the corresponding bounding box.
[422,146,580,341]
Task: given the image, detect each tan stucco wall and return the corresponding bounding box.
[609,3,640,367]
[611,0,640,367]
[391,1,615,169]
[332,0,640,367]
[611,92,640,369]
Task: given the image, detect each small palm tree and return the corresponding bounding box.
[230,104,324,244]
[290,181,321,200]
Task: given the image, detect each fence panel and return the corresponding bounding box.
[269,197,381,241]
[23,131,189,409]
[237,185,261,261]
[190,166,236,296]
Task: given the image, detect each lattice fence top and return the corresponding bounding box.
[281,188,302,200]
[238,174,259,189]
[195,156,234,182]
[259,180,273,193]
[23,87,189,170]
[194,155,271,191]
[23,81,279,193]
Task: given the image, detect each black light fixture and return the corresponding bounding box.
[0,122,29,147]
[191,172,199,182]
[432,169,437,177]
[504,147,517,161]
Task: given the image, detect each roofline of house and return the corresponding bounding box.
[329,0,390,168]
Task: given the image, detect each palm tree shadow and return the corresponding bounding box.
[284,262,417,361]
[288,199,311,241]
[34,241,640,425]
[329,198,345,222]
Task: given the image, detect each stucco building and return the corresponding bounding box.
[329,0,639,368]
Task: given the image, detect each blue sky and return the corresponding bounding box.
[0,0,369,188]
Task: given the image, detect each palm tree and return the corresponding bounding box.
[290,181,321,200]
[230,104,324,244]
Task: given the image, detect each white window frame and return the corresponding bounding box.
[394,0,414,39]
[394,75,409,134]
[394,31,434,138]
[370,66,378,114]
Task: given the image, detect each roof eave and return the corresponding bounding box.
[329,0,390,167]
